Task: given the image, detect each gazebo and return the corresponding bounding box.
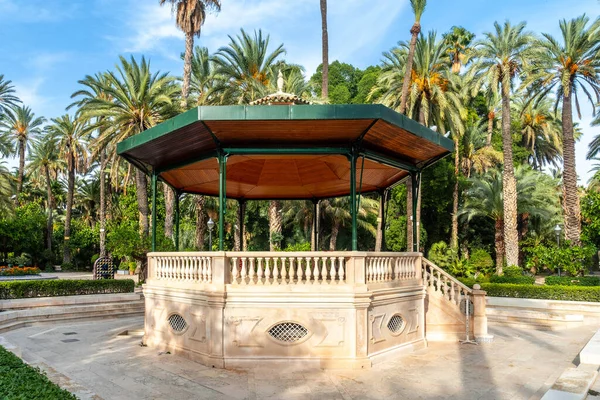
[117,94,489,369]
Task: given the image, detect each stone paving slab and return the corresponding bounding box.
[0,317,596,400]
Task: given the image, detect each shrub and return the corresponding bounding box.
[0,345,76,399]
[457,276,489,288]
[481,283,600,302]
[0,279,135,299]
[545,276,600,286]
[468,249,494,276]
[0,267,42,276]
[525,242,595,276]
[284,242,311,252]
[503,265,524,277]
[489,275,535,284]
[428,241,455,269]
[61,262,74,271]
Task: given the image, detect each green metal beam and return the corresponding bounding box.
[156,150,219,174]
[174,191,180,251]
[151,171,157,252]
[350,151,358,251]
[361,149,418,172]
[223,147,351,156]
[218,154,227,251]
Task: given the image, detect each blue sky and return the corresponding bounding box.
[0,0,598,181]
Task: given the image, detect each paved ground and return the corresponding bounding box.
[1,318,596,400]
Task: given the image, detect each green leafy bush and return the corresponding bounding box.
[0,279,135,299]
[503,265,524,277]
[545,276,600,286]
[0,345,76,399]
[489,275,535,284]
[468,249,494,276]
[284,242,311,252]
[481,283,600,302]
[428,241,455,269]
[457,276,489,288]
[60,262,74,271]
[524,242,595,276]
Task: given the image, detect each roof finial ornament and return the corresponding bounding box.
[277,70,284,93]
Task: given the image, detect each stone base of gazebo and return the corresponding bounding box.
[142,252,488,369]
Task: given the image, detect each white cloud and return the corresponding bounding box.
[13,78,49,111]
[29,52,71,72]
[0,0,79,23]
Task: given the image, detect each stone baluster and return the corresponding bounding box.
[289,257,296,282]
[296,257,303,282]
[206,257,212,283]
[249,258,256,284]
[313,257,320,283]
[272,258,280,284]
[305,257,312,283]
[281,257,288,284]
[264,258,271,285]
[202,257,208,282]
[449,281,455,303]
[240,257,247,284]
[338,257,345,283]
[329,258,336,284]
[257,258,264,285]
[321,257,328,283]
[231,257,239,282]
[387,258,393,280]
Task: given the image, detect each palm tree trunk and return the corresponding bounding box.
[17,138,25,195]
[561,88,581,245]
[399,24,421,114]
[44,166,53,251]
[494,218,504,274]
[375,192,384,251]
[182,32,194,101]
[195,195,206,250]
[500,83,519,267]
[486,111,494,146]
[320,0,329,99]
[99,152,107,257]
[63,155,75,264]
[269,200,282,251]
[135,168,149,236]
[234,201,242,251]
[451,137,459,248]
[163,183,174,239]
[329,220,340,251]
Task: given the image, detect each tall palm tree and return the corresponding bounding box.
[443,26,475,73]
[460,119,502,178]
[399,0,427,114]
[483,89,501,146]
[77,56,180,236]
[320,0,329,100]
[0,162,14,216]
[461,166,558,273]
[0,75,20,116]
[70,73,114,256]
[27,136,62,251]
[516,96,562,170]
[524,15,600,245]
[473,21,533,267]
[321,196,378,251]
[0,106,45,196]
[211,29,286,104]
[47,115,89,264]
[160,0,221,101]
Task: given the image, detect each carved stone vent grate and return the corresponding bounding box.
[168,314,188,332]
[387,315,404,334]
[268,322,308,343]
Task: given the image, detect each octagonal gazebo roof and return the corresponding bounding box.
[116,104,453,200]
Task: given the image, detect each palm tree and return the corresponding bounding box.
[483,90,501,146]
[524,15,600,245]
[211,29,286,104]
[399,0,427,114]
[0,75,20,116]
[77,56,180,236]
[47,115,89,264]
[321,196,378,251]
[27,136,62,251]
[443,26,475,73]
[320,0,329,100]
[76,176,100,228]
[160,0,221,101]
[269,200,282,251]
[0,162,15,216]
[516,96,562,170]
[70,73,114,256]
[0,106,45,196]
[473,21,533,267]
[461,166,558,273]
[460,120,502,178]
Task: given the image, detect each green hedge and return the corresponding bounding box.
[489,275,535,285]
[481,283,600,302]
[0,345,76,399]
[0,279,135,299]
[545,276,600,286]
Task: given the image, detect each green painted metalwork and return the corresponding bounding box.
[350,151,358,251]
[151,171,157,252]
[223,147,350,156]
[361,149,418,172]
[218,154,227,251]
[411,172,421,252]
[174,191,180,251]
[116,104,454,156]
[357,155,365,211]
[156,150,219,174]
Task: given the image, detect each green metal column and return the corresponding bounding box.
[174,191,180,251]
[411,172,421,252]
[151,171,157,252]
[218,154,227,251]
[312,199,318,251]
[350,152,358,251]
